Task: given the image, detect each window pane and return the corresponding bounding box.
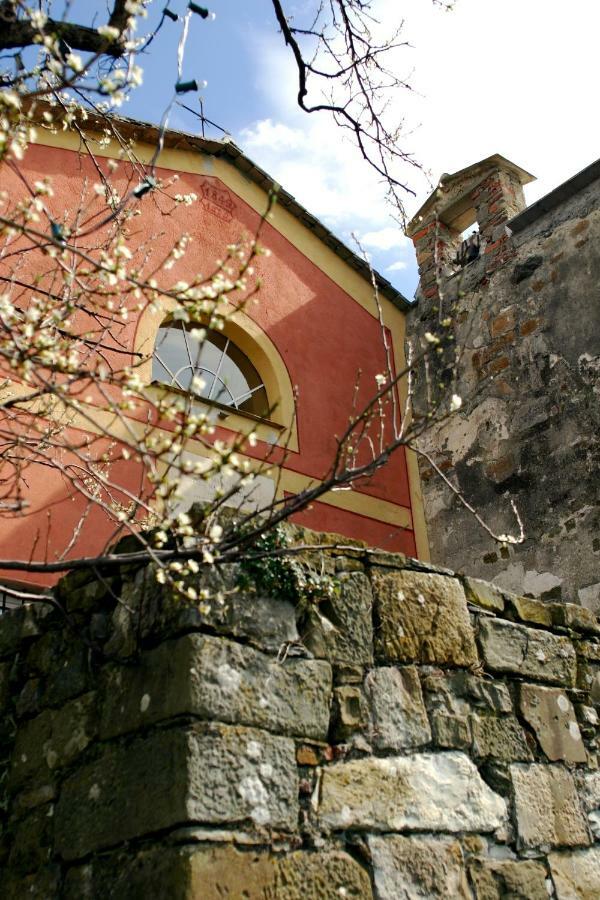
[152,322,269,418]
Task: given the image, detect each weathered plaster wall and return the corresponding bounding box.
[2,535,600,897]
[408,170,600,607]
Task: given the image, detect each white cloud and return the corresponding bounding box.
[240,116,393,229]
[241,119,304,153]
[386,260,408,272]
[360,227,410,251]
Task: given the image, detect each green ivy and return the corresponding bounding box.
[236,525,340,608]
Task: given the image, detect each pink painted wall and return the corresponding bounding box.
[0,142,417,583]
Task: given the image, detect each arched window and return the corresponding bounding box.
[152,321,270,419]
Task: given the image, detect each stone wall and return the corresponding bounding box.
[3,539,600,897]
[407,161,600,607]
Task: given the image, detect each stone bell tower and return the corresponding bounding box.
[406,155,535,302]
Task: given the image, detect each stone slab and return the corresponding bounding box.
[373,570,478,666]
[364,666,431,750]
[368,835,470,899]
[0,604,48,659]
[421,670,512,719]
[100,632,331,741]
[479,618,576,685]
[470,714,532,761]
[10,693,97,793]
[303,572,374,665]
[506,594,553,627]
[190,846,373,900]
[448,671,513,713]
[520,684,587,762]
[319,751,506,833]
[579,771,600,839]
[511,763,590,849]
[463,577,505,613]
[125,564,300,653]
[552,603,600,635]
[549,847,600,899]
[55,724,298,860]
[64,845,373,900]
[468,858,549,900]
[0,660,10,713]
[431,712,472,750]
[331,685,368,740]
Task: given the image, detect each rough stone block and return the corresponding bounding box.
[511,763,590,849]
[333,663,364,685]
[368,835,470,899]
[422,671,512,724]
[319,751,506,833]
[520,684,587,762]
[0,603,49,659]
[431,712,471,750]
[303,572,373,665]
[463,577,505,613]
[579,771,600,839]
[189,845,373,900]
[48,692,97,769]
[10,693,97,790]
[479,618,577,685]
[9,708,53,789]
[65,844,373,900]
[0,660,10,713]
[63,847,191,900]
[26,629,92,707]
[549,847,600,899]
[468,859,549,900]
[119,564,300,654]
[506,594,553,627]
[576,639,600,662]
[552,603,600,635]
[55,724,298,860]
[373,570,478,666]
[364,666,431,750]
[15,677,42,720]
[471,714,532,761]
[64,844,371,900]
[576,659,600,694]
[11,783,57,817]
[100,633,331,742]
[447,671,513,713]
[7,803,54,875]
[331,685,368,740]
[1,865,61,900]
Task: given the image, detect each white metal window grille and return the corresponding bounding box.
[152,322,269,418]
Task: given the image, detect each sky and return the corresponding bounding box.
[61,0,600,299]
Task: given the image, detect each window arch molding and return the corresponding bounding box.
[134,302,298,450]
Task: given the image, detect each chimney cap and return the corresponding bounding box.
[406,154,536,237]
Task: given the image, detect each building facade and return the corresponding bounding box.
[0,112,428,588]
